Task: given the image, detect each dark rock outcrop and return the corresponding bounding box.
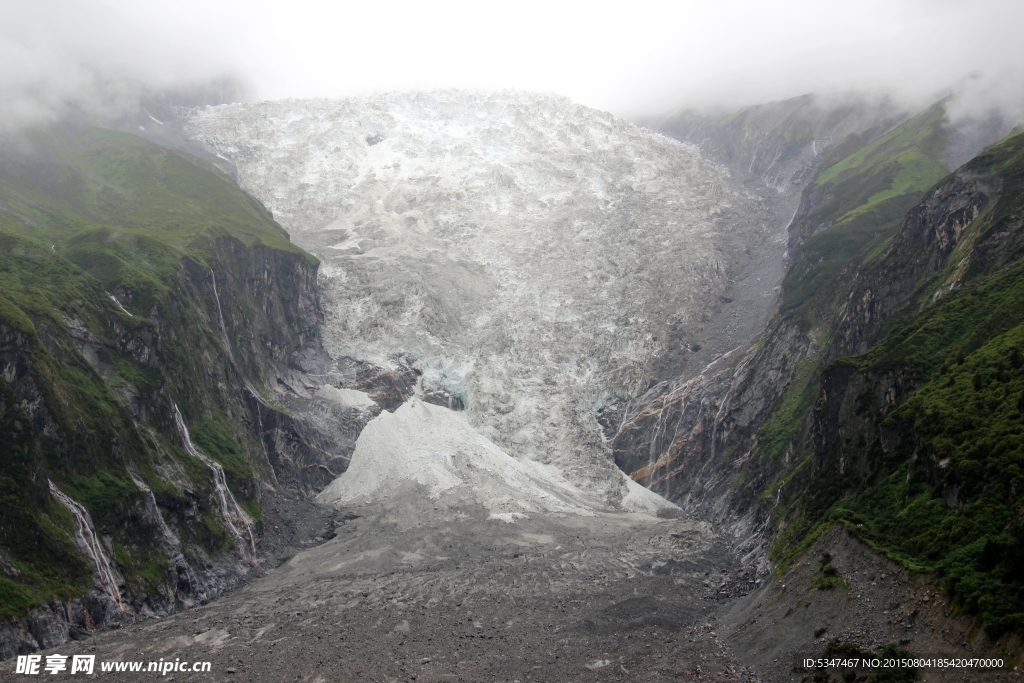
[0,125,395,657]
[610,104,1019,576]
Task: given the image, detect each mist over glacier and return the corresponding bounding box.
[185,91,779,503]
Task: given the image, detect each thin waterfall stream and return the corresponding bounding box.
[173,405,257,562]
[210,270,233,362]
[47,481,123,608]
[126,471,202,599]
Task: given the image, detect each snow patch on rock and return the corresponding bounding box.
[315,385,376,410]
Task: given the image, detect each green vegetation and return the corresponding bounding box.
[192,414,262,520]
[783,103,949,316]
[767,129,1024,637]
[809,320,1024,635]
[65,471,137,512]
[114,358,163,394]
[192,415,249,479]
[113,542,169,597]
[0,126,309,270]
[740,105,956,526]
[0,476,93,621]
[737,102,961,561]
[759,355,821,460]
[812,552,849,591]
[0,124,307,619]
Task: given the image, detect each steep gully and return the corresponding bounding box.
[5,95,1009,680]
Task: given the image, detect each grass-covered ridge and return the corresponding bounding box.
[0,124,314,621]
[774,130,1024,637]
[782,103,949,316]
[1,126,310,269]
[743,103,954,484]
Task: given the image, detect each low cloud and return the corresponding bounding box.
[1,0,1022,130]
[0,0,245,130]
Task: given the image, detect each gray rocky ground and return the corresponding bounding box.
[7,400,767,682]
[13,503,1023,682]
[14,492,763,683]
[724,528,1023,683]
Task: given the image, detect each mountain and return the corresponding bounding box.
[0,124,387,655]
[617,94,1024,645]
[720,124,1024,681]
[3,86,1022,674]
[780,128,1024,637]
[608,97,986,508]
[0,91,788,658]
[643,93,908,200]
[182,91,785,504]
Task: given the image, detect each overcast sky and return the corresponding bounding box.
[2,0,1023,129]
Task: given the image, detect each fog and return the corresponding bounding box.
[2,0,1023,129]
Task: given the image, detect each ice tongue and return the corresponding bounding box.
[316,399,602,520]
[317,399,678,520]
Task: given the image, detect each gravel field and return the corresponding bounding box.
[25,494,760,683]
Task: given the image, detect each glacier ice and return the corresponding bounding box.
[315,384,376,410]
[315,399,676,519]
[185,90,774,505]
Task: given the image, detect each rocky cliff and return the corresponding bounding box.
[0,124,393,656]
[782,129,1024,637]
[607,100,1018,576]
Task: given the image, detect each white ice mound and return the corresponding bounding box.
[317,400,606,519]
[620,476,681,516]
[315,385,376,410]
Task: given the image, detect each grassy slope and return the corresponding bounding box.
[0,125,307,619]
[781,102,949,316]
[754,104,951,463]
[782,131,1024,636]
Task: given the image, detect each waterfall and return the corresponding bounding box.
[245,383,280,486]
[209,270,233,361]
[47,481,124,608]
[126,471,202,596]
[173,405,257,562]
[649,394,669,473]
[107,293,133,317]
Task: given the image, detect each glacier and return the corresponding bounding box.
[315,399,676,520]
[184,90,776,505]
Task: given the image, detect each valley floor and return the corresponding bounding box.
[14,495,764,682]
[9,495,1021,682]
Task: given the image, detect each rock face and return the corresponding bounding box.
[604,101,1022,580]
[593,99,1014,570]
[0,125,392,657]
[593,96,914,531]
[185,91,780,504]
[650,93,908,199]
